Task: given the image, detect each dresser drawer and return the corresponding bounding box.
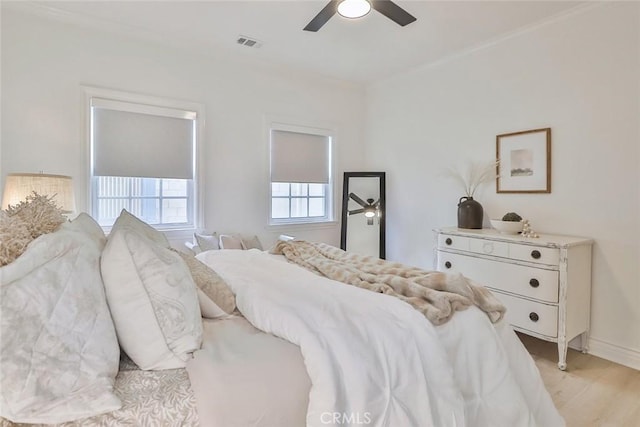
[437,234,469,252]
[437,251,559,303]
[493,291,558,338]
[439,234,509,258]
[468,239,509,258]
[509,243,559,266]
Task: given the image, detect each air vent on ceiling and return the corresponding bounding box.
[236,35,262,48]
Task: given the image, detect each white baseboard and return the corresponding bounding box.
[588,337,640,371]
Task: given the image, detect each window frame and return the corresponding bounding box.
[83,86,205,233]
[268,121,335,226]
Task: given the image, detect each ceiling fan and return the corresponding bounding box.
[304,0,417,32]
[348,193,380,225]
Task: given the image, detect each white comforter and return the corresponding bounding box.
[197,249,563,427]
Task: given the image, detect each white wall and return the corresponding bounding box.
[0,7,366,248]
[364,3,640,368]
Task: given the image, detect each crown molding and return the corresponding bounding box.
[3,1,201,50]
[375,1,609,86]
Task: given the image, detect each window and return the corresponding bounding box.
[87,89,201,229]
[271,183,327,219]
[269,124,333,225]
[94,177,191,227]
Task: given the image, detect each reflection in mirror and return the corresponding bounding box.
[340,172,386,259]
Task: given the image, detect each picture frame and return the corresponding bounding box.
[496,127,551,193]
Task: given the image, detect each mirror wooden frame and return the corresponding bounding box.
[340,172,386,259]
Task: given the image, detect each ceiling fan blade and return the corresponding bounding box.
[349,193,368,208]
[371,0,416,27]
[349,208,365,215]
[303,0,339,32]
[372,199,381,208]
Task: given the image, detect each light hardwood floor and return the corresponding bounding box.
[518,333,640,427]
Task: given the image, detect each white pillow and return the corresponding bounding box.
[0,218,120,424]
[195,231,262,252]
[101,228,202,370]
[194,232,219,251]
[111,209,170,248]
[63,212,107,249]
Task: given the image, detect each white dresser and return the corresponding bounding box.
[434,227,593,370]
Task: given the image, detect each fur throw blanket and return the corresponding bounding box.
[271,240,505,325]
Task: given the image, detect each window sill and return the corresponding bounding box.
[266,220,339,231]
[102,226,195,240]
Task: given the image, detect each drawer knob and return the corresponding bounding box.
[531,250,542,259]
[529,312,539,322]
[529,278,540,288]
[445,238,452,245]
[444,261,452,269]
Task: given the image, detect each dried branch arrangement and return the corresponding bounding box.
[0,192,65,266]
[444,159,499,197]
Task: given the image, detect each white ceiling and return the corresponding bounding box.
[8,1,586,84]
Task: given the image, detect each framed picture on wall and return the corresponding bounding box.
[496,127,551,193]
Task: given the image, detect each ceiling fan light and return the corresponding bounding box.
[337,0,371,19]
[364,209,376,218]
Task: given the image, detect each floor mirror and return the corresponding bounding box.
[340,172,386,259]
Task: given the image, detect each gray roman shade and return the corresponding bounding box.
[270,129,331,183]
[92,98,195,179]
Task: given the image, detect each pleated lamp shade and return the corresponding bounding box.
[2,173,76,213]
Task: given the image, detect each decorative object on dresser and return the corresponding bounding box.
[434,227,593,370]
[445,160,498,229]
[496,128,551,193]
[457,197,483,229]
[489,219,523,234]
[489,212,524,234]
[520,219,539,238]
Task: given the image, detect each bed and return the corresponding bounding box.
[0,204,564,427]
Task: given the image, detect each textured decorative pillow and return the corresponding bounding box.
[111,209,169,248]
[101,228,202,370]
[173,250,236,316]
[241,234,263,251]
[219,234,245,250]
[0,193,65,267]
[0,217,120,423]
[194,232,219,251]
